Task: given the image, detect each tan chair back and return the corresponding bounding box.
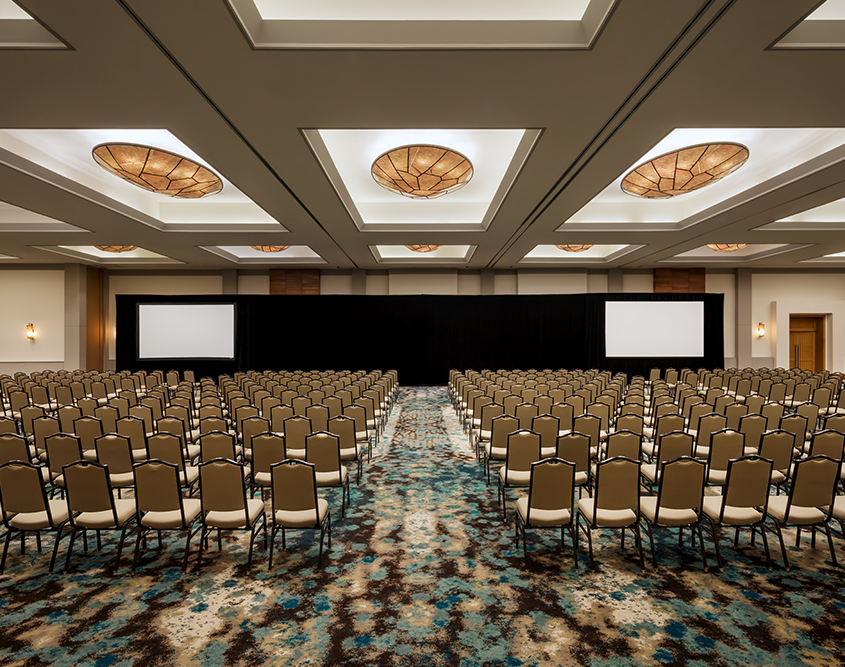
[527,458,574,516]
[656,457,706,512]
[504,430,541,473]
[199,459,247,512]
[271,460,318,514]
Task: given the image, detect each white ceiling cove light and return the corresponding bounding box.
[304,128,540,232]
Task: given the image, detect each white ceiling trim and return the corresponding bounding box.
[201,245,326,265]
[370,245,476,265]
[226,0,616,48]
[519,244,640,264]
[36,245,182,265]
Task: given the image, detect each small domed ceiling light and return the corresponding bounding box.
[555,244,593,252]
[621,143,749,199]
[706,244,747,252]
[95,245,137,253]
[251,245,290,253]
[92,143,223,198]
[405,245,442,253]
[372,145,472,200]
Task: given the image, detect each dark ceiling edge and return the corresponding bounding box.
[114,0,359,268]
[486,0,735,268]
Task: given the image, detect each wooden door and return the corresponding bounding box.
[789,316,825,372]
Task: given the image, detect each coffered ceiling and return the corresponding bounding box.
[0,0,843,270]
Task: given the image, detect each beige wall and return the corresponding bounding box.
[517,270,587,294]
[0,270,65,373]
[389,271,458,295]
[751,272,845,364]
[237,274,269,295]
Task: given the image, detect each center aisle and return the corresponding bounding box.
[1,387,842,666]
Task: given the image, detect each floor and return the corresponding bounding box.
[1,386,844,666]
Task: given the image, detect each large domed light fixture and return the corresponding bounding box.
[405,245,442,253]
[372,145,473,200]
[555,244,593,252]
[621,143,749,199]
[251,245,290,253]
[92,143,223,199]
[706,243,747,252]
[95,245,137,253]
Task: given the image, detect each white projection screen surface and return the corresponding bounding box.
[605,301,704,357]
[138,304,236,359]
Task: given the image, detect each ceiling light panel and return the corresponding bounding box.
[0,130,280,231]
[305,129,539,232]
[202,246,326,264]
[370,245,475,264]
[251,0,591,21]
[520,244,639,264]
[561,128,845,229]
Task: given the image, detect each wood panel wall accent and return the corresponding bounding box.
[269,269,321,295]
[653,268,706,293]
[85,267,104,371]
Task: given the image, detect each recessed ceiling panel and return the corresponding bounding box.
[561,128,845,230]
[757,196,845,231]
[0,0,65,48]
[0,201,86,232]
[0,130,282,232]
[201,245,326,265]
[37,245,181,264]
[520,244,640,264]
[661,244,809,263]
[774,0,845,48]
[226,0,615,48]
[370,245,475,264]
[304,129,539,232]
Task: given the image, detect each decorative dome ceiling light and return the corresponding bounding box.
[95,245,137,253]
[405,245,443,253]
[372,145,473,200]
[555,244,593,252]
[706,243,748,252]
[251,245,290,253]
[92,143,223,199]
[621,142,749,199]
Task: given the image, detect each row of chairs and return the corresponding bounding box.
[0,455,335,574]
[505,437,844,570]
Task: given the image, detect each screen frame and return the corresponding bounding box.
[604,300,705,358]
[135,301,238,362]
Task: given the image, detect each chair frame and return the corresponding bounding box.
[268,459,332,569]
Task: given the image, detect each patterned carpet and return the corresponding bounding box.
[1,387,844,666]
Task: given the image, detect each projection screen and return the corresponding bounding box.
[605,301,704,357]
[138,303,236,359]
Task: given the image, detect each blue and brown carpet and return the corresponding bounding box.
[1,387,844,665]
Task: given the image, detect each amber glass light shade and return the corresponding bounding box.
[555,244,593,253]
[251,245,290,253]
[92,144,222,199]
[405,245,443,253]
[372,145,472,200]
[621,143,749,199]
[706,244,747,252]
[95,245,137,253]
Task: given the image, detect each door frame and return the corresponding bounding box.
[773,300,844,372]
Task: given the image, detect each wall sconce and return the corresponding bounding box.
[26,323,35,340]
[757,322,765,337]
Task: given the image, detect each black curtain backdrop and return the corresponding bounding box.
[116,293,724,385]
